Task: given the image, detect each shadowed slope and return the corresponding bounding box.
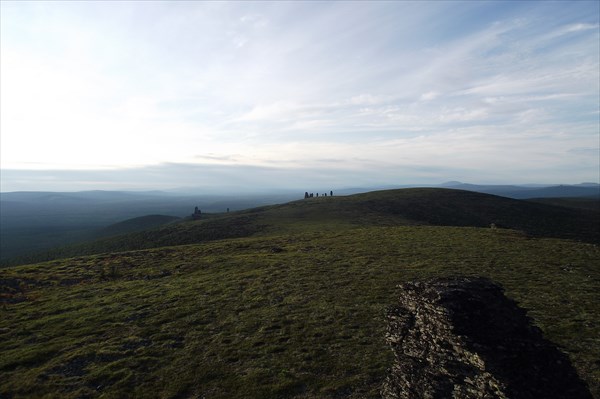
[255,188,599,242]
[95,215,180,238]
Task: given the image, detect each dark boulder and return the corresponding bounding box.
[381,277,592,399]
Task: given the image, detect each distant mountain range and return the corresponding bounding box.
[437,182,599,199]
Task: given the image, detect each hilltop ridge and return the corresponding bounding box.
[3,184,597,262]
[8,188,598,266]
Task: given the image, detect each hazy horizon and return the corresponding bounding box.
[0,169,598,195]
[1,1,598,192]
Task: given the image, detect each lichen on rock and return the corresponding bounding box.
[381,277,592,399]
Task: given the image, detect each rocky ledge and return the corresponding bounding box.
[381,277,592,399]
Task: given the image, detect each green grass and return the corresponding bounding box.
[2,226,599,398]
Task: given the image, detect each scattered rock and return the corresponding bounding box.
[381,277,593,399]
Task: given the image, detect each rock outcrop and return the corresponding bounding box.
[381,277,592,399]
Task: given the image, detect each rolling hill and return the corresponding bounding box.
[94,215,181,238]
[1,188,599,398]
[0,190,298,262]
[440,182,600,199]
[527,197,600,212]
[11,188,599,266]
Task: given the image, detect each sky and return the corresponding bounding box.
[1,1,599,192]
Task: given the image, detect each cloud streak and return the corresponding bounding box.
[1,1,598,190]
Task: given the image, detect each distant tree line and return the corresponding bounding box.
[304,190,333,199]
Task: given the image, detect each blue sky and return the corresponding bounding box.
[1,1,598,192]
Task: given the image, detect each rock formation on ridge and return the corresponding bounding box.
[381,277,592,399]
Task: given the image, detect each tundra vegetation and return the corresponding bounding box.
[1,188,599,398]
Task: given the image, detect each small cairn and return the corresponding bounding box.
[192,207,202,220]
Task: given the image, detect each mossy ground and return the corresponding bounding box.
[2,226,599,398]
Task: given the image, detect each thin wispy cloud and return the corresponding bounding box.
[1,1,598,191]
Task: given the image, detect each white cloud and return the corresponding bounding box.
[240,14,268,28]
[348,94,389,106]
[544,22,599,41]
[238,102,297,122]
[419,91,440,101]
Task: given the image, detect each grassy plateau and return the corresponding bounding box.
[1,188,599,398]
